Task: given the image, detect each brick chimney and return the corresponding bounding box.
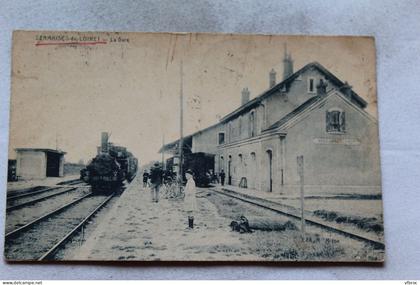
[269,68,276,88]
[241,87,250,105]
[340,81,353,99]
[283,43,294,80]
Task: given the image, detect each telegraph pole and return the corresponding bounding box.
[178,60,184,185]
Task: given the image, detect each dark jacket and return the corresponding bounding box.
[149,166,163,185]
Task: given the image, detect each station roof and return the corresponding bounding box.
[158,135,193,154]
[219,62,367,123]
[160,61,369,153]
[263,95,324,132]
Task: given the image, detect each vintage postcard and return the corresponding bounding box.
[5,31,384,262]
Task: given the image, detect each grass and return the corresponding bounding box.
[205,191,383,261]
[254,230,347,261]
[306,194,382,200]
[313,209,384,233]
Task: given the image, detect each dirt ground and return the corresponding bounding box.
[71,177,383,262]
[72,178,261,261]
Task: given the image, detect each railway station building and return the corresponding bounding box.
[15,148,66,180]
[161,49,381,196]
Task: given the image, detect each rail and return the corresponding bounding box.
[211,188,385,250]
[5,193,92,239]
[38,194,114,261]
[6,187,80,212]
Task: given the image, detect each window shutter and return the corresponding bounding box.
[340,111,346,132]
[326,111,331,132]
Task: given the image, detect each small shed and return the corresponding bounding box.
[15,148,66,180]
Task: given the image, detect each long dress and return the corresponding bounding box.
[184,177,197,214]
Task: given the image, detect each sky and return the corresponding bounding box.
[8,32,377,165]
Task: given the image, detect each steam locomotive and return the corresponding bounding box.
[81,134,138,194]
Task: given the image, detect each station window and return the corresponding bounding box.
[250,152,256,160]
[239,116,242,135]
[249,111,255,137]
[218,132,225,145]
[326,109,346,133]
[308,77,315,93]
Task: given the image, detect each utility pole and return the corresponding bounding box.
[297,155,305,238]
[178,60,184,185]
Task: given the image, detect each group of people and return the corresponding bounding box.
[142,163,197,229]
[141,164,228,229]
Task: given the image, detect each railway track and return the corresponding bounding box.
[57,178,83,185]
[7,186,61,201]
[5,193,114,261]
[210,188,385,250]
[6,186,80,212]
[7,179,84,198]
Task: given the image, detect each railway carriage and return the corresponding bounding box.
[166,152,215,187]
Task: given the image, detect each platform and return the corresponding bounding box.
[72,176,262,261]
[218,183,383,220]
[70,177,384,260]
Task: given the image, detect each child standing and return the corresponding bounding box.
[184,169,197,229]
[142,171,149,188]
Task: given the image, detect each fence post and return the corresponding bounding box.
[297,155,305,238]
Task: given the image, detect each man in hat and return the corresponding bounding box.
[149,162,163,203]
[184,169,197,229]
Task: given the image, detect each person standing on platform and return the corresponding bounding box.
[149,163,163,203]
[142,171,149,188]
[184,169,197,229]
[220,169,226,186]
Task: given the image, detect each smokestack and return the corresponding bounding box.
[101,132,109,153]
[269,68,276,88]
[241,87,250,105]
[283,43,294,80]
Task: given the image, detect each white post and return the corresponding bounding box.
[297,155,305,237]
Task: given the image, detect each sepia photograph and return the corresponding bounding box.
[5,31,384,262]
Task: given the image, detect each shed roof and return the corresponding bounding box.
[15,148,67,155]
